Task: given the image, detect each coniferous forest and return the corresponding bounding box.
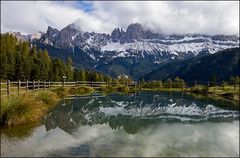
[0,33,113,82]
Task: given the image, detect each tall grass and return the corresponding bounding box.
[0,91,59,127]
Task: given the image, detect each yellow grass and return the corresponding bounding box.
[0,91,59,127]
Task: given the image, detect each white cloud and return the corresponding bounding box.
[91,1,239,35]
[1,1,239,35]
[0,1,113,34]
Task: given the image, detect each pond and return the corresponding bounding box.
[1,91,239,157]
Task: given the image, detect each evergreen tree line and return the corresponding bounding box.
[141,77,185,88]
[141,75,240,88]
[0,33,113,82]
[208,74,239,87]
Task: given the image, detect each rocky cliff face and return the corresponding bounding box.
[33,22,239,61]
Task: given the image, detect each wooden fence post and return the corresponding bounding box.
[18,80,20,95]
[62,80,65,87]
[91,81,93,87]
[38,80,40,90]
[33,80,35,91]
[48,81,50,89]
[43,81,46,90]
[7,80,10,99]
[76,81,78,86]
[26,80,28,92]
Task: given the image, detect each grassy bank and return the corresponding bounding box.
[0,91,59,127]
[187,85,239,101]
[0,86,95,128]
[133,85,239,102]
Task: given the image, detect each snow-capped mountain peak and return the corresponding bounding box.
[8,23,239,62]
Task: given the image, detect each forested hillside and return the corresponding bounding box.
[0,33,113,82]
[144,48,240,82]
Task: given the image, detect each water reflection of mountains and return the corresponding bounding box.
[43,92,239,134]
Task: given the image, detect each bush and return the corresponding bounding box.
[190,86,209,94]
[100,85,114,93]
[100,85,129,94]
[75,86,94,95]
[52,87,67,97]
[69,86,94,95]
[68,87,76,94]
[115,85,129,93]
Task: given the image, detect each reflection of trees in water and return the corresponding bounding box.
[107,115,143,134]
[43,92,238,134]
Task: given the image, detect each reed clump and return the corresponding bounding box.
[0,91,59,127]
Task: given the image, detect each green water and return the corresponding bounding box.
[1,91,239,157]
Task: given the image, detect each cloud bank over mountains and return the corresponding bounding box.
[1,1,239,35]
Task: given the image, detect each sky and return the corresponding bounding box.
[1,1,239,35]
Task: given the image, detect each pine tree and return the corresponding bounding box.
[210,74,217,87]
[0,53,8,79]
[15,51,23,80]
[65,57,73,81]
[229,76,235,85]
[99,74,104,82]
[40,50,51,81]
[80,69,86,81]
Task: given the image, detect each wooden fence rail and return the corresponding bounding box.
[0,80,111,99]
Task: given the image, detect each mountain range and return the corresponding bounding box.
[144,48,239,82]
[8,22,240,80]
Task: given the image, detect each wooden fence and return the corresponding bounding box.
[0,80,110,98]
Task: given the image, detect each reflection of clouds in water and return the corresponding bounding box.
[1,121,239,157]
[2,92,239,157]
[1,126,79,156]
[139,122,239,157]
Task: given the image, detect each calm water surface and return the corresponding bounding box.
[1,91,239,157]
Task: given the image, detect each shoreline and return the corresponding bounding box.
[1,85,239,130]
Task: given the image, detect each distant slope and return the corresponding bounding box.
[144,48,240,82]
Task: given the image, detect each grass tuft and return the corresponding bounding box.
[0,91,60,127]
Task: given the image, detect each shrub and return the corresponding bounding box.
[52,87,67,97]
[68,86,94,95]
[115,85,129,93]
[100,85,114,93]
[75,86,94,95]
[190,86,209,94]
